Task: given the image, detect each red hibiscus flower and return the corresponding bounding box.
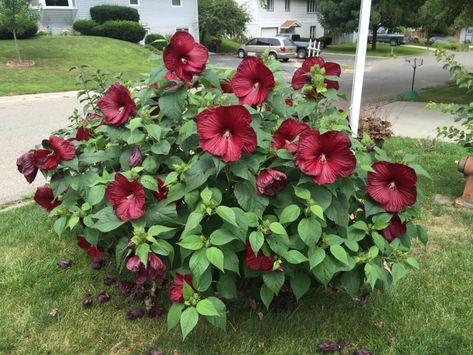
[231,56,275,105]
[197,105,257,162]
[256,169,287,196]
[291,57,341,96]
[97,83,137,126]
[380,215,407,242]
[33,135,76,170]
[366,161,417,213]
[220,79,233,93]
[152,177,169,201]
[126,253,166,285]
[285,98,293,107]
[244,243,274,272]
[168,273,193,302]
[271,118,309,153]
[163,31,208,83]
[17,151,38,183]
[76,236,104,261]
[295,129,356,185]
[105,173,145,221]
[34,187,61,211]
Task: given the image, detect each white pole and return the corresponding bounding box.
[349,0,372,136]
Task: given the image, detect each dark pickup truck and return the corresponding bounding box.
[277,33,332,59]
[368,28,409,46]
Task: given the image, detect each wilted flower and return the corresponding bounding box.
[318,341,344,352]
[103,276,115,286]
[128,147,143,168]
[105,173,145,221]
[91,260,103,269]
[76,236,104,262]
[256,169,287,196]
[380,215,407,241]
[148,349,164,355]
[353,349,372,355]
[96,291,110,303]
[163,31,208,82]
[133,290,147,301]
[231,56,275,105]
[57,259,72,269]
[127,253,166,285]
[295,129,356,185]
[119,281,135,295]
[125,308,144,320]
[16,151,38,183]
[197,105,257,163]
[366,161,417,212]
[83,294,93,308]
[98,83,137,126]
[151,177,169,201]
[244,243,274,272]
[34,187,61,211]
[271,118,309,153]
[147,306,164,318]
[32,135,76,170]
[168,273,193,302]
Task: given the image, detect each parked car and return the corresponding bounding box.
[428,35,449,45]
[277,33,332,59]
[368,27,408,46]
[237,36,297,61]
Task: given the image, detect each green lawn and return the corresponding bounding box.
[0,36,155,96]
[1,137,472,354]
[325,43,428,57]
[414,83,473,104]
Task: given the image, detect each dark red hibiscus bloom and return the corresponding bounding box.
[105,173,145,221]
[98,83,137,126]
[220,79,233,93]
[33,135,76,170]
[271,118,309,153]
[127,253,166,285]
[17,151,38,183]
[231,56,275,105]
[34,187,61,211]
[244,243,274,272]
[256,169,287,196]
[163,31,208,83]
[366,161,417,212]
[73,113,101,141]
[380,215,407,242]
[291,57,341,96]
[285,98,293,107]
[76,236,104,261]
[168,273,193,302]
[152,177,169,201]
[197,105,257,162]
[295,129,356,185]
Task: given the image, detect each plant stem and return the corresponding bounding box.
[12,29,22,63]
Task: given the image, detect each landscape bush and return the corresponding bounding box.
[72,19,98,36]
[17,31,427,339]
[90,4,139,24]
[93,20,146,43]
[0,21,37,40]
[145,33,168,50]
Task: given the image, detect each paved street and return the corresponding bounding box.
[1,50,472,204]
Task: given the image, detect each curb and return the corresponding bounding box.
[0,90,79,104]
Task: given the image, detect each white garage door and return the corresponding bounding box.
[261,27,278,36]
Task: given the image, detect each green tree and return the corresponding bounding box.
[420,0,473,34]
[0,0,39,63]
[198,0,250,44]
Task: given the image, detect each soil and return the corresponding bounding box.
[5,60,36,68]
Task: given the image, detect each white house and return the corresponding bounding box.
[30,0,200,40]
[457,27,473,43]
[235,0,324,39]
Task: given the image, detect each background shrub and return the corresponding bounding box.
[72,19,98,35]
[94,20,146,43]
[145,33,168,50]
[0,21,37,40]
[90,5,139,24]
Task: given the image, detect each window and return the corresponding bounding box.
[176,28,189,32]
[310,26,316,39]
[129,0,139,5]
[172,0,181,6]
[283,38,295,46]
[285,0,290,11]
[45,0,69,6]
[268,38,280,46]
[256,38,270,46]
[261,0,273,11]
[246,38,258,45]
[307,0,317,13]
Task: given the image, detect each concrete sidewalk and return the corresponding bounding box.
[0,92,463,205]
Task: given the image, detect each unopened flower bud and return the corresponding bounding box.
[128,147,143,168]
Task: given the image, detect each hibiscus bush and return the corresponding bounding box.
[17,31,428,338]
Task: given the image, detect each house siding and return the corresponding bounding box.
[37,0,199,40]
[236,0,324,38]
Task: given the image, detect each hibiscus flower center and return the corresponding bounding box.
[118,106,125,113]
[223,130,232,139]
[126,193,135,201]
[180,57,188,64]
[319,153,327,163]
[253,81,260,89]
[388,181,397,190]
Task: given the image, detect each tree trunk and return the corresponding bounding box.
[371,25,379,51]
[12,29,22,63]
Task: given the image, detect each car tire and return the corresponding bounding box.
[282,58,289,62]
[297,48,307,59]
[268,52,277,61]
[237,49,246,58]
[390,39,398,46]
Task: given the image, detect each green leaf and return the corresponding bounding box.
[148,225,177,237]
[140,175,159,191]
[209,229,237,246]
[308,247,326,270]
[405,257,419,269]
[417,225,428,245]
[310,204,325,220]
[260,284,274,309]
[150,239,175,263]
[291,271,311,301]
[365,263,378,289]
[312,255,337,286]
[269,222,287,236]
[286,250,308,264]
[217,274,237,299]
[391,263,407,284]
[200,186,213,204]
[53,216,67,236]
[136,243,150,265]
[294,186,311,200]
[159,86,187,120]
[206,296,227,330]
[180,307,199,340]
[249,230,264,254]
[178,235,204,250]
[234,181,269,217]
[182,211,203,237]
[279,204,301,224]
[263,271,284,294]
[189,248,209,279]
[330,245,349,265]
[90,206,125,232]
[151,140,171,155]
[68,215,80,230]
[298,217,322,246]
[87,185,105,206]
[206,247,224,271]
[196,299,219,316]
[167,303,184,330]
[372,213,393,230]
[215,206,237,227]
[145,124,161,141]
[128,117,143,132]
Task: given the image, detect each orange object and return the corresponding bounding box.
[455,156,473,208]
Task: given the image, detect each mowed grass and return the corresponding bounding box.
[324,43,428,57]
[1,138,473,354]
[0,36,155,96]
[415,83,473,104]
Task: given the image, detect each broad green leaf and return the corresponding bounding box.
[234,181,269,217]
[405,257,419,269]
[136,243,150,266]
[167,302,184,330]
[182,211,203,236]
[68,215,80,230]
[206,247,224,271]
[330,245,349,265]
[298,217,322,246]
[200,186,213,204]
[308,247,326,270]
[372,213,393,230]
[87,185,105,206]
[269,222,287,236]
[180,307,199,339]
[140,175,159,191]
[178,235,204,250]
[159,86,187,120]
[206,296,227,330]
[209,229,237,246]
[279,204,301,224]
[249,230,264,254]
[53,216,67,236]
[310,205,324,220]
[365,263,378,289]
[286,250,308,264]
[291,271,311,301]
[217,274,237,299]
[216,206,238,227]
[151,140,171,155]
[189,248,209,279]
[145,124,161,141]
[196,299,219,316]
[148,225,177,237]
[294,186,311,200]
[391,263,407,284]
[417,225,428,245]
[260,284,274,309]
[90,206,125,232]
[263,271,284,294]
